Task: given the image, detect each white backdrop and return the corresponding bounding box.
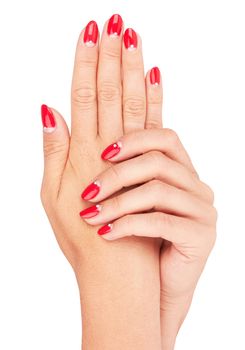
[0,0,244,349]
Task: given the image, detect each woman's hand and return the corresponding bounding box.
[80,129,217,348]
[41,15,163,349]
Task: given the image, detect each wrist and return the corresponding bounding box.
[75,236,162,349]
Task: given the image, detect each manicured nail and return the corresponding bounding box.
[124,28,138,50]
[80,204,101,219]
[101,141,122,160]
[81,181,100,200]
[41,104,56,133]
[150,67,161,85]
[84,20,98,47]
[98,223,113,235]
[107,14,123,37]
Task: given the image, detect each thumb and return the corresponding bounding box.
[41,104,70,201]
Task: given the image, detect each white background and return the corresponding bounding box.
[0,0,244,349]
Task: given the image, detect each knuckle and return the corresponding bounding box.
[145,120,162,129]
[145,150,163,163]
[147,179,164,193]
[150,212,172,229]
[164,128,180,147]
[124,96,145,118]
[101,48,121,60]
[71,85,96,110]
[98,81,121,103]
[43,140,67,159]
[111,195,123,212]
[109,165,121,183]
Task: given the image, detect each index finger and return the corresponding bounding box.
[100,128,198,176]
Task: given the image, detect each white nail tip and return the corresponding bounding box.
[85,41,95,48]
[109,33,119,38]
[93,180,101,187]
[127,45,136,51]
[96,204,102,211]
[43,127,56,134]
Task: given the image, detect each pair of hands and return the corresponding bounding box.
[41,14,217,349]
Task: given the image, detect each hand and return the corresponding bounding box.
[41,15,163,349]
[80,129,217,348]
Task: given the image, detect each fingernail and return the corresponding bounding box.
[84,20,98,47]
[98,223,113,235]
[150,67,161,85]
[107,14,123,37]
[81,181,100,200]
[101,141,122,160]
[41,104,56,133]
[124,28,138,50]
[80,204,101,219]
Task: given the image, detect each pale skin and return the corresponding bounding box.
[41,15,217,350]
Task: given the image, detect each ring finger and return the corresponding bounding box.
[79,180,214,225]
[122,29,146,133]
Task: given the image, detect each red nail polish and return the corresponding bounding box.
[80,204,101,218]
[81,181,100,200]
[107,14,123,36]
[124,28,138,50]
[101,141,122,160]
[41,104,56,132]
[150,67,161,85]
[84,20,98,47]
[98,223,113,235]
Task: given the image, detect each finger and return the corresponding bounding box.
[100,128,198,176]
[71,20,99,143]
[41,104,70,201]
[79,180,215,226]
[145,67,163,129]
[97,14,124,140]
[122,29,146,133]
[97,212,215,252]
[81,150,212,204]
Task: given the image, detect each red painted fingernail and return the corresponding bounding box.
[98,223,113,235]
[124,28,138,50]
[84,20,98,47]
[80,204,101,219]
[81,181,100,200]
[101,141,122,160]
[41,104,56,133]
[107,14,123,37]
[150,67,161,85]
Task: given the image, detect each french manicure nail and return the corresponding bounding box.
[41,104,56,133]
[150,67,161,85]
[84,20,98,47]
[107,14,123,37]
[80,204,101,218]
[101,141,122,160]
[81,181,100,200]
[98,223,113,235]
[124,28,138,50]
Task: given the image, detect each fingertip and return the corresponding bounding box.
[97,223,113,236]
[41,104,57,134]
[146,67,162,86]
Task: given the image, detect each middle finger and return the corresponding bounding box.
[122,28,146,133]
[97,14,124,141]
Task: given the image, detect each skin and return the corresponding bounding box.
[41,15,217,350]
[41,18,162,350]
